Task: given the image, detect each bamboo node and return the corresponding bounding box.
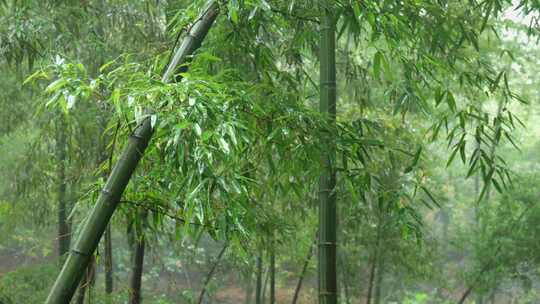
[318,291,337,296]
[71,248,90,257]
[320,81,336,87]
[130,133,145,140]
[318,241,336,246]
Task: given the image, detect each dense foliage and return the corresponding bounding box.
[2,0,540,303]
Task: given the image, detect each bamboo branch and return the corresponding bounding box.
[292,234,317,304]
[119,200,215,229]
[197,245,228,304]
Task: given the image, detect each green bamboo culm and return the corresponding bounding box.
[44,2,220,303]
[56,112,70,260]
[318,3,337,304]
[255,252,263,304]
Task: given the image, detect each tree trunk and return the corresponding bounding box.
[458,261,494,304]
[98,109,114,301]
[292,237,316,304]
[56,113,70,260]
[318,5,337,304]
[128,236,145,304]
[489,287,496,304]
[476,294,484,304]
[244,273,254,304]
[101,117,115,301]
[373,255,384,304]
[473,139,483,304]
[255,253,263,304]
[270,249,275,304]
[366,220,383,304]
[342,260,351,304]
[44,3,220,303]
[129,213,146,304]
[262,265,270,304]
[197,245,228,304]
[365,254,377,304]
[104,225,113,298]
[339,253,351,304]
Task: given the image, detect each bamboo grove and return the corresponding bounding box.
[2,0,540,303]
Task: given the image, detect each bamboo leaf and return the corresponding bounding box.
[45,78,67,93]
[150,114,157,129]
[23,70,47,85]
[421,186,440,208]
[194,123,202,137]
[219,138,230,154]
[66,94,76,109]
[404,147,422,173]
[446,91,457,112]
[373,51,383,80]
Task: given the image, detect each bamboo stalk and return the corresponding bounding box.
[56,112,69,260]
[292,236,316,304]
[104,225,113,297]
[270,247,276,304]
[262,265,269,304]
[365,254,376,304]
[197,245,228,304]
[256,252,263,304]
[44,2,220,303]
[318,4,337,304]
[340,253,351,304]
[128,210,146,304]
[373,253,384,304]
[128,234,145,304]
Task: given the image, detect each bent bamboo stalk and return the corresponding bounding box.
[45,2,220,303]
